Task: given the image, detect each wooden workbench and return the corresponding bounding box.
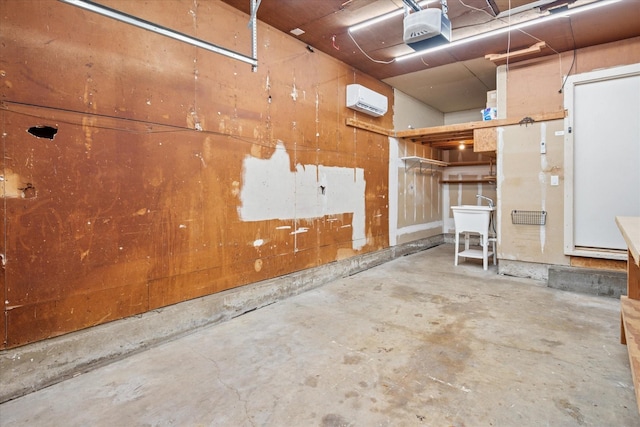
[617,216,640,412]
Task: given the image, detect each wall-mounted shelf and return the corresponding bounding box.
[401,156,449,173]
[447,161,492,167]
[440,177,496,184]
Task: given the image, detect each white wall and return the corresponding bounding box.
[444,108,482,125]
[392,89,444,129]
[389,90,445,246]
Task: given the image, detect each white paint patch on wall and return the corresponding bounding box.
[388,138,399,246]
[496,127,505,248]
[396,220,444,237]
[239,142,366,250]
[539,122,547,253]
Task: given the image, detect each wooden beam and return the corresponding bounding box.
[448,161,492,167]
[345,118,393,136]
[396,110,567,143]
[485,42,548,65]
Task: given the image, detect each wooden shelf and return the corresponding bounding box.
[485,42,548,66]
[400,156,448,172]
[395,111,567,147]
[441,177,496,184]
[458,248,494,260]
[448,161,492,167]
[621,296,640,412]
[345,111,567,151]
[617,217,640,412]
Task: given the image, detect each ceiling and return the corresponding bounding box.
[221,0,640,112]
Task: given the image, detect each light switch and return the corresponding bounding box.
[551,175,559,186]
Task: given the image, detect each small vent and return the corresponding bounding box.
[355,101,385,117]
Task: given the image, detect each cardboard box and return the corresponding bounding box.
[482,107,497,121]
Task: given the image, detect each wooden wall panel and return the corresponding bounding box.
[0,0,392,348]
[506,36,640,118]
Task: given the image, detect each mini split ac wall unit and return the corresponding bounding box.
[403,8,451,51]
[346,84,388,117]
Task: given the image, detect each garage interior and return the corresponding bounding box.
[1,0,640,425]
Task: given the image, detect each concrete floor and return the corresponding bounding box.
[1,245,638,426]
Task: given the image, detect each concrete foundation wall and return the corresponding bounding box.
[0,236,443,404]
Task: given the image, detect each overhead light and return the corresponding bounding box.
[58,0,258,67]
[349,0,436,32]
[396,0,621,62]
[496,0,557,18]
[458,142,466,150]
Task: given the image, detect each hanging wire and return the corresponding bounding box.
[559,16,577,93]
[347,31,396,64]
[505,0,511,71]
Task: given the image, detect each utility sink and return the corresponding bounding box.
[451,205,496,270]
[451,205,496,212]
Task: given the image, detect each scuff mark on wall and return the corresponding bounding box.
[81,116,95,157]
[1,170,30,199]
[238,142,366,250]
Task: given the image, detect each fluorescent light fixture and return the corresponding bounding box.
[496,0,557,18]
[349,0,436,32]
[396,0,621,62]
[58,0,258,67]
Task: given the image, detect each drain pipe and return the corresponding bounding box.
[59,0,258,69]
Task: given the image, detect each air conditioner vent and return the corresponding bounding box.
[346,84,388,117]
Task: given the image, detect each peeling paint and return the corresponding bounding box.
[239,142,366,250]
[1,169,28,199]
[231,181,240,197]
[81,116,95,156]
[290,227,309,235]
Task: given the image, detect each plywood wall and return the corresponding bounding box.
[506,36,640,118]
[499,36,640,268]
[0,0,392,348]
[497,121,568,265]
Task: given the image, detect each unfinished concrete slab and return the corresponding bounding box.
[548,265,627,298]
[1,245,637,426]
